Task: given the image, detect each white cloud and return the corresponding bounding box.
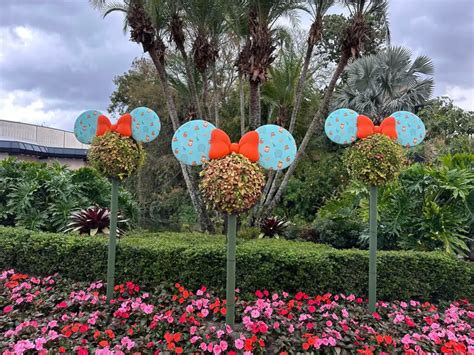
[444,85,474,111]
[0,89,106,131]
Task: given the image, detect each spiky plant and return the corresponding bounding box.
[259,216,290,239]
[64,206,127,237]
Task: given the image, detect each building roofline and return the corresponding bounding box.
[0,119,74,134]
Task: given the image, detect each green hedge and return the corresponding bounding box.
[0,227,472,301]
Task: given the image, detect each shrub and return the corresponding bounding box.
[0,227,472,301]
[343,134,405,186]
[88,131,145,180]
[200,153,265,214]
[64,206,127,237]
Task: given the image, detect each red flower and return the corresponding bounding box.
[376,335,384,344]
[93,330,100,339]
[405,317,415,327]
[105,329,115,339]
[175,347,183,354]
[59,347,66,353]
[302,343,310,351]
[255,290,264,298]
[384,336,393,345]
[372,312,381,321]
[56,301,68,309]
[79,324,89,333]
[3,305,13,313]
[99,340,109,348]
[77,348,88,355]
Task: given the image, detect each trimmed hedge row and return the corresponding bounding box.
[0,227,472,301]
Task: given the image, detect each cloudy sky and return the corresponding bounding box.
[0,0,473,131]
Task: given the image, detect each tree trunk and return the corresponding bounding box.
[289,42,315,134]
[179,48,204,119]
[202,69,211,120]
[212,63,219,127]
[149,49,215,233]
[239,72,246,135]
[249,80,261,130]
[289,17,322,134]
[265,51,351,213]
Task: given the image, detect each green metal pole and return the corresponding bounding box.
[226,214,237,327]
[368,185,378,313]
[106,178,119,302]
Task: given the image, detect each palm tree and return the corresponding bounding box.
[288,0,335,134]
[90,0,215,233]
[183,0,226,123]
[332,46,434,122]
[236,0,304,130]
[265,0,390,214]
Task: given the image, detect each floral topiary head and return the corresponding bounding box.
[73,107,161,180]
[324,108,426,186]
[172,120,298,214]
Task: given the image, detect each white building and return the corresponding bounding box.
[0,120,88,169]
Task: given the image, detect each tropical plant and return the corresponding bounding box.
[235,0,304,129]
[91,0,215,232]
[264,0,390,215]
[288,0,335,133]
[333,46,434,122]
[258,215,290,238]
[0,158,138,233]
[316,154,474,256]
[65,206,127,237]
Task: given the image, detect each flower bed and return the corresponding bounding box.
[1,270,473,354]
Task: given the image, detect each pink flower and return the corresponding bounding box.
[235,339,244,350]
[56,301,68,308]
[273,322,280,329]
[186,305,194,313]
[3,305,13,313]
[219,341,228,351]
[201,308,209,317]
[251,309,260,318]
[326,320,333,327]
[120,336,135,351]
[141,304,154,314]
[200,343,207,351]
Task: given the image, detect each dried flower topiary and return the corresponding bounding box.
[199,153,265,214]
[88,131,145,180]
[343,134,406,186]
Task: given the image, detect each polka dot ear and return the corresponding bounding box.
[171,120,216,166]
[74,110,102,144]
[325,108,359,145]
[390,111,426,147]
[130,107,161,143]
[255,125,297,170]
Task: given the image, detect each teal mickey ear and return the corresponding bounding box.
[73,110,103,144]
[324,108,359,145]
[255,125,297,170]
[130,107,161,143]
[171,120,216,166]
[389,111,426,147]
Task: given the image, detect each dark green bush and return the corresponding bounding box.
[0,227,472,301]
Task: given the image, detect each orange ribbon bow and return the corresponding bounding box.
[96,113,132,137]
[356,115,398,140]
[209,129,259,162]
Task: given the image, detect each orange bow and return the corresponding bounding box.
[209,129,259,162]
[96,113,132,137]
[357,115,398,140]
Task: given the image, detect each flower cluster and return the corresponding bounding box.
[1,270,472,354]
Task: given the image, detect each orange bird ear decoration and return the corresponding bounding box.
[73,107,161,144]
[171,120,297,170]
[324,108,426,147]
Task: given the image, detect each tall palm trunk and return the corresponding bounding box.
[249,80,261,130]
[181,49,204,118]
[264,51,351,213]
[212,63,219,127]
[239,72,246,135]
[148,48,215,233]
[288,18,323,134]
[201,70,211,119]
